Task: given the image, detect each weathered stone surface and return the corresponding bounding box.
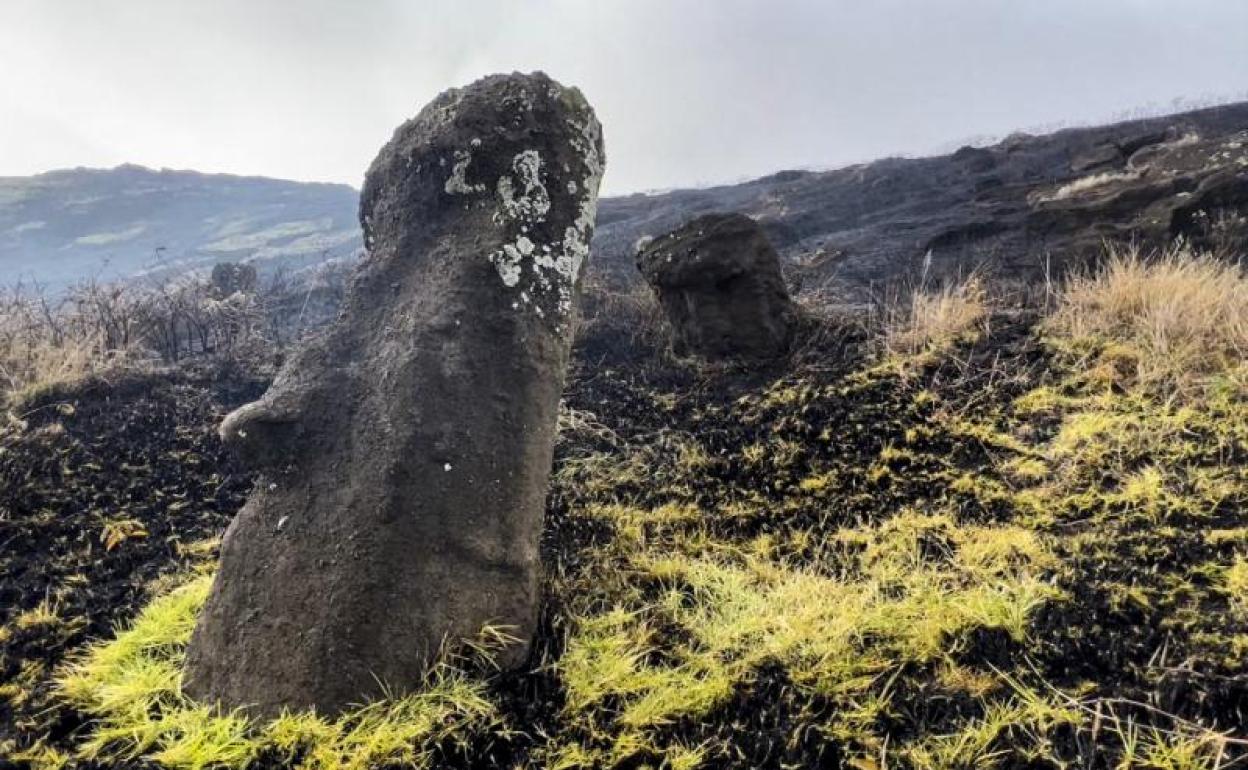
[1170,169,1248,246]
[1028,129,1248,254]
[183,72,604,718]
[635,213,797,360]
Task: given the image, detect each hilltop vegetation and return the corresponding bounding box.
[2,244,1245,768]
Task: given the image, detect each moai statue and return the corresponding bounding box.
[636,213,798,360]
[183,72,604,718]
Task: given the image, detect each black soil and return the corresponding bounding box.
[0,368,265,756]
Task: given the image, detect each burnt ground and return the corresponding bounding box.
[0,366,266,759]
[2,315,1246,768]
[590,102,1248,300]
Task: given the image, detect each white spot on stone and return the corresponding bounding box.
[443,463,453,472]
[495,150,550,223]
[491,244,523,287]
[445,149,486,195]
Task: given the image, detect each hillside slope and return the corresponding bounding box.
[0,166,360,289]
[593,101,1248,298]
[3,102,1247,296]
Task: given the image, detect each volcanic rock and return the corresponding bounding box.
[636,213,797,360]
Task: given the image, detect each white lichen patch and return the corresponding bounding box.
[484,101,605,329]
[488,150,551,288]
[492,249,523,287]
[495,150,550,223]
[555,108,605,316]
[489,235,535,287]
[445,149,486,195]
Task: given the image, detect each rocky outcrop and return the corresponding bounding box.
[636,213,797,360]
[1170,170,1248,244]
[1028,129,1248,254]
[182,71,605,719]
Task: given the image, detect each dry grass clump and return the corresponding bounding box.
[1044,243,1248,391]
[1037,170,1142,202]
[883,275,988,362]
[0,263,335,407]
[0,318,131,407]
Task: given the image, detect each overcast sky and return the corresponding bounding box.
[2,0,1246,195]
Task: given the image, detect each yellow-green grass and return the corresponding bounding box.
[53,508,1063,770]
[547,509,1061,766]
[55,576,499,770]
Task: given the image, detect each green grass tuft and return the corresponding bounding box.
[55,575,500,770]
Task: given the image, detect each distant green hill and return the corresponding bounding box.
[0,164,361,289]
